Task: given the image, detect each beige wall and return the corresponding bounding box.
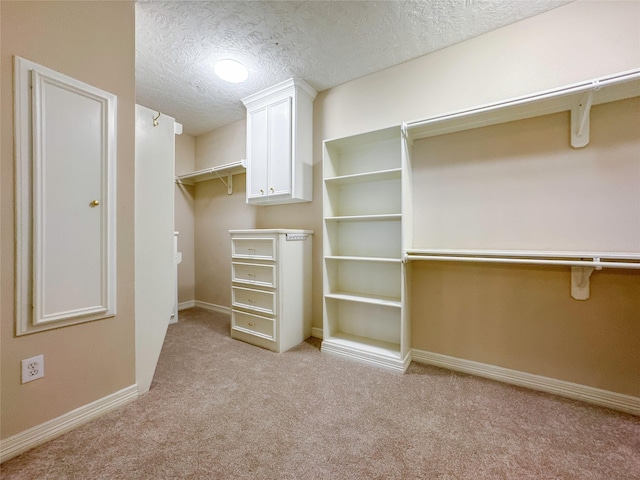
[1,1,136,439]
[193,119,321,312]
[175,133,196,304]
[194,120,255,307]
[193,0,640,396]
[409,97,640,397]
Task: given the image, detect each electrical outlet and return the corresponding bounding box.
[21,355,44,383]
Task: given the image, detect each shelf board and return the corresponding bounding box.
[324,168,401,185]
[325,291,401,308]
[406,69,640,140]
[324,255,402,263]
[175,159,246,186]
[323,332,401,359]
[325,213,401,222]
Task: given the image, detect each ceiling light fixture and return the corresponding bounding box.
[213,59,248,83]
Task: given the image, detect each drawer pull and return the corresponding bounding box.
[248,299,256,303]
[248,322,255,327]
[248,273,256,277]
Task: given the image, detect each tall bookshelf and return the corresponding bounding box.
[321,126,411,372]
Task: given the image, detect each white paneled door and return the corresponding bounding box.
[135,105,177,394]
[14,57,117,335]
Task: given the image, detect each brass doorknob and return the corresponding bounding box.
[90,200,100,207]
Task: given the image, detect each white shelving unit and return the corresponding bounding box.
[321,126,411,372]
[175,159,246,194]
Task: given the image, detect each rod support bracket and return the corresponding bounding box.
[571,86,598,148]
[571,263,597,300]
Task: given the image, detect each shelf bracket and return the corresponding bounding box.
[571,258,601,300]
[214,170,233,195]
[570,87,597,148]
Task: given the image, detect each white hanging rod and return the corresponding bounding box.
[403,249,640,270]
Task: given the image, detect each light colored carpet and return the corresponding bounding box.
[2,307,639,479]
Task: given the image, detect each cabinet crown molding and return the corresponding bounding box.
[241,78,317,108]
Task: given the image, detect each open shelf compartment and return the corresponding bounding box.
[324,126,402,178]
[325,220,401,259]
[325,257,401,305]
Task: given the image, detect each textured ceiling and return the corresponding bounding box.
[135,0,573,136]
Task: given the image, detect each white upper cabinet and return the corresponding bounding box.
[242,78,317,205]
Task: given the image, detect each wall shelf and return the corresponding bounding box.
[325,292,402,308]
[325,214,402,222]
[324,168,402,186]
[175,159,246,194]
[405,69,640,147]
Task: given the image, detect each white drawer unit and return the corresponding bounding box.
[232,286,276,315]
[229,229,312,353]
[231,262,276,288]
[231,310,275,341]
[231,237,276,260]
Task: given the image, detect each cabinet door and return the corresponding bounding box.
[267,97,292,198]
[247,106,268,200]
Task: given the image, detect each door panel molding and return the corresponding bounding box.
[14,56,117,335]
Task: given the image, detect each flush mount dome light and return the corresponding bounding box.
[214,59,248,83]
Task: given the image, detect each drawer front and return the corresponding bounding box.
[231,237,276,260]
[232,262,276,288]
[232,310,275,341]
[232,286,276,315]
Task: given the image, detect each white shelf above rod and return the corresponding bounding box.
[403,249,640,300]
[404,68,640,147]
[175,159,247,194]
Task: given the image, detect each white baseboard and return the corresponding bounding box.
[178,300,196,311]
[412,349,640,416]
[194,300,231,315]
[0,384,138,464]
[311,327,323,339]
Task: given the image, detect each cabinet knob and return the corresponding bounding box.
[90,200,100,207]
[260,189,264,195]
[270,187,274,193]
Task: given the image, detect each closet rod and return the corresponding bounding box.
[404,69,640,132]
[403,253,640,270]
